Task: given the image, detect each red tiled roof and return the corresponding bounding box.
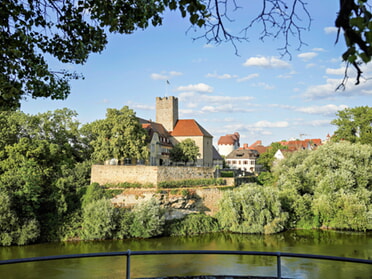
[278,138,322,151]
[218,133,240,145]
[171,119,212,137]
[252,145,268,154]
[249,140,262,147]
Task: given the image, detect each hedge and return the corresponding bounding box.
[158,178,226,188]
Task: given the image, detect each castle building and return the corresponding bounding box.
[105,96,215,167]
[217,132,240,156]
[170,119,213,167]
[155,96,178,132]
[140,119,173,166]
[144,96,214,167]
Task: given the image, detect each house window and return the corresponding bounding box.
[232,160,237,164]
[243,160,248,164]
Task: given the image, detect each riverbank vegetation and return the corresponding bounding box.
[0,109,371,246]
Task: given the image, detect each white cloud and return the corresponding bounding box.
[243,56,290,68]
[306,119,333,127]
[295,104,348,116]
[330,58,341,63]
[192,58,207,63]
[312,48,325,52]
[206,73,237,79]
[253,120,289,128]
[150,71,183,80]
[324,27,338,34]
[131,104,154,111]
[179,109,201,116]
[203,44,214,48]
[277,70,297,79]
[223,117,235,122]
[186,102,198,108]
[200,95,255,104]
[237,73,259,82]
[252,82,275,90]
[169,71,183,76]
[176,83,214,93]
[272,103,349,116]
[362,89,372,94]
[298,52,318,61]
[150,73,167,80]
[306,63,316,69]
[326,67,345,75]
[177,93,256,116]
[201,104,255,113]
[201,105,219,113]
[302,78,372,100]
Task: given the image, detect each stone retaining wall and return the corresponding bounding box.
[110,187,224,217]
[91,165,158,185]
[91,165,215,186]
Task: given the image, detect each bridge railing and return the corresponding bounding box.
[1,249,371,279]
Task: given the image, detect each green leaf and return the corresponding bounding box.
[190,14,199,25]
[359,52,371,63]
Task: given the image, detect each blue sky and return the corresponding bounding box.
[20,1,372,146]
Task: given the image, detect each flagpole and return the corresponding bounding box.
[165,80,170,97]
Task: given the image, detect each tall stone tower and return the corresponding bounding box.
[156,96,179,131]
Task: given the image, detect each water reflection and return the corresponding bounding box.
[0,230,371,279]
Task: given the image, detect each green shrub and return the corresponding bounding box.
[181,189,189,197]
[275,142,372,231]
[216,184,288,234]
[0,191,40,246]
[129,198,165,238]
[105,182,155,189]
[114,207,134,239]
[165,214,220,236]
[58,210,83,241]
[221,171,234,177]
[105,189,124,197]
[81,183,107,208]
[170,189,179,195]
[158,178,225,188]
[80,199,117,240]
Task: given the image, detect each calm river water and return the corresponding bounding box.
[0,230,371,279]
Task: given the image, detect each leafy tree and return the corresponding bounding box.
[274,142,372,231]
[114,208,135,240]
[81,183,108,208]
[0,191,39,246]
[216,184,288,234]
[80,199,118,240]
[2,1,370,110]
[257,142,288,171]
[129,198,165,238]
[331,106,372,144]
[0,109,92,244]
[170,138,200,165]
[169,144,184,164]
[1,0,208,110]
[88,106,149,164]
